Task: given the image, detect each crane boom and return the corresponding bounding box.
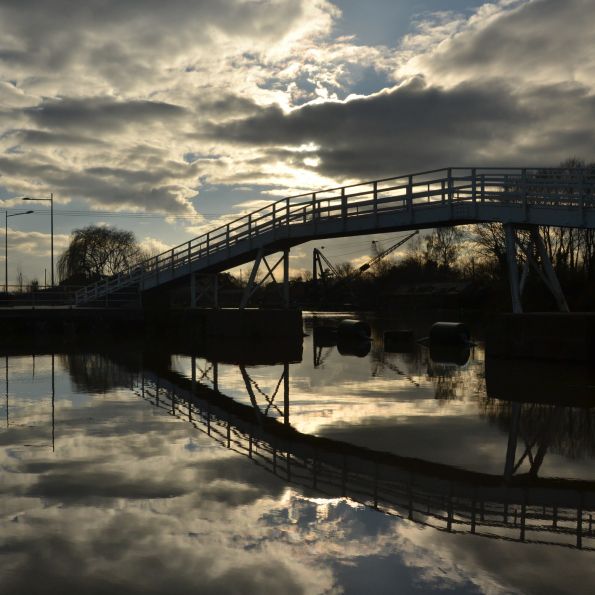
[312,230,419,282]
[313,247,341,282]
[358,230,419,273]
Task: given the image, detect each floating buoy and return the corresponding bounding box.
[429,344,471,366]
[337,319,371,341]
[429,322,470,345]
[337,338,371,357]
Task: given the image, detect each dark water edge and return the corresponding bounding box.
[1,311,595,594]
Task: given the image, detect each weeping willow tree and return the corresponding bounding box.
[57,225,146,283]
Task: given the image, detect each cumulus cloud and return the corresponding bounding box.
[400,0,595,90]
[200,0,595,181]
[1,0,594,279]
[0,0,341,212]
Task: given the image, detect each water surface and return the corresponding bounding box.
[1,314,594,594]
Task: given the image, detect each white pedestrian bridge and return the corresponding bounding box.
[75,166,595,309]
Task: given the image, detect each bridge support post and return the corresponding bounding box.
[504,224,569,313]
[505,224,523,313]
[529,228,569,312]
[240,247,291,309]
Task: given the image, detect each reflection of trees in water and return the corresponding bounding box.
[61,353,138,393]
[480,399,595,460]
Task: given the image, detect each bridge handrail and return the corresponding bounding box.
[135,369,595,550]
[75,166,595,303]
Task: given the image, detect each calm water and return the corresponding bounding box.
[1,313,595,594]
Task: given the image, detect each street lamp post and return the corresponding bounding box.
[21,194,53,287]
[5,210,34,293]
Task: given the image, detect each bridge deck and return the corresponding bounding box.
[76,167,595,304]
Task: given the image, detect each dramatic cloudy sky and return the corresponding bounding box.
[1,0,594,283]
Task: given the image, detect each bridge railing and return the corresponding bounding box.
[75,166,595,304]
[135,372,595,550]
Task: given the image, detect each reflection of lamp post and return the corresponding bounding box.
[21,194,53,287]
[5,210,34,293]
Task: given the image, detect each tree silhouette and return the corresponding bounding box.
[57,225,145,283]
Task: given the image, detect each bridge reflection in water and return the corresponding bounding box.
[131,355,595,553]
[3,338,595,554]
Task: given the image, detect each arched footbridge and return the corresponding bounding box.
[75,167,595,311]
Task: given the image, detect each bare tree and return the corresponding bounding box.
[424,227,464,270]
[334,261,356,279]
[58,225,146,283]
[401,234,425,268]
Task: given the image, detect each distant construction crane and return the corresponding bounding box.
[359,230,419,273]
[312,230,419,283]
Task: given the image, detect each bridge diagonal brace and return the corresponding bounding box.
[505,224,570,313]
[263,373,285,416]
[262,253,285,283]
[245,372,284,417]
[504,224,523,314]
[240,248,264,308]
[530,228,570,312]
[240,365,264,426]
[515,238,551,289]
[240,247,291,309]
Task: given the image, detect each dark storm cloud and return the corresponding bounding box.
[204,78,524,176]
[197,95,263,119]
[9,129,106,147]
[25,98,187,133]
[25,470,190,500]
[0,0,306,76]
[205,76,595,177]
